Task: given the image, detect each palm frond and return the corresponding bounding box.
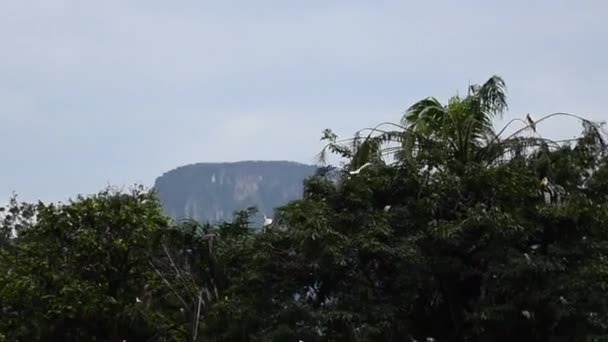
[402,97,446,129]
[476,75,508,117]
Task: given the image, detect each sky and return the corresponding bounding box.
[1,0,607,203]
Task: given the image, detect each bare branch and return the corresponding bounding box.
[148,259,190,310]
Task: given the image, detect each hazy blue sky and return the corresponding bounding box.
[1,0,606,202]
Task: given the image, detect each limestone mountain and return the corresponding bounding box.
[153,161,318,223]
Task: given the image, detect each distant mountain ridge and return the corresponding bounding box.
[153,160,318,223]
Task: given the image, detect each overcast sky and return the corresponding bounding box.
[1,0,606,202]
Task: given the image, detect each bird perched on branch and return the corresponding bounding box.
[263,214,273,232]
[526,113,536,132]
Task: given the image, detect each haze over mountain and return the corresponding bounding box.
[153,160,318,223]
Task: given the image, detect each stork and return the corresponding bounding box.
[263,214,273,230]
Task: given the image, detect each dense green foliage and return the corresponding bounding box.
[1,77,608,341]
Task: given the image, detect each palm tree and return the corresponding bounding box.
[401,75,507,165]
[318,76,605,173]
[318,76,508,170]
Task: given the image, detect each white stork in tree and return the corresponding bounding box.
[263,214,273,232]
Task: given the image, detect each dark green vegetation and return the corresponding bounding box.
[2,76,608,341]
[154,161,317,223]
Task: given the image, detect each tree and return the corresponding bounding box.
[0,195,36,248]
[0,186,172,341]
[318,76,510,171]
[147,212,254,342]
[204,77,608,341]
[0,187,264,341]
[402,75,508,165]
[318,76,601,175]
[3,76,607,342]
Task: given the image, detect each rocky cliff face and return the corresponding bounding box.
[153,161,318,223]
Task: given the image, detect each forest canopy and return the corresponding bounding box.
[1,76,608,341]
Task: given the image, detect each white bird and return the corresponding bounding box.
[541,177,566,204]
[541,177,549,187]
[263,214,273,227]
[348,162,372,175]
[383,205,391,212]
[526,113,536,132]
[135,297,142,303]
[541,177,553,204]
[530,244,540,250]
[521,310,532,319]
